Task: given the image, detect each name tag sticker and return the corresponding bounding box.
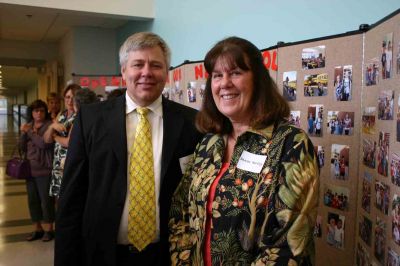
[237,151,267,173]
[179,154,193,174]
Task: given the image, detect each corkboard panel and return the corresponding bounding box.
[358,13,400,266]
[276,34,364,266]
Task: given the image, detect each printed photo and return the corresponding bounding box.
[375,180,390,215]
[323,184,349,211]
[330,144,349,180]
[171,81,183,103]
[388,247,400,266]
[374,217,386,264]
[313,215,322,238]
[187,81,197,103]
[381,32,393,79]
[362,138,376,169]
[327,212,345,250]
[334,65,352,101]
[356,242,370,266]
[392,194,400,246]
[307,104,324,137]
[288,111,301,128]
[302,45,326,69]
[327,111,354,136]
[361,172,372,213]
[315,145,324,168]
[199,84,206,100]
[283,71,297,101]
[359,215,372,246]
[162,87,171,99]
[391,153,400,187]
[304,73,328,97]
[365,58,379,86]
[378,90,394,120]
[397,95,400,142]
[362,107,376,135]
[397,41,400,75]
[377,131,390,177]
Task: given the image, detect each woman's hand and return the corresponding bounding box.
[51,122,67,134]
[20,123,30,133]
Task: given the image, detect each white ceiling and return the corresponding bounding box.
[0,3,135,95]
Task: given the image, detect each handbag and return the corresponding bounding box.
[6,146,31,179]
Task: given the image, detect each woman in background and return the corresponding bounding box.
[46,92,62,121]
[44,84,81,198]
[20,100,55,241]
[169,37,319,265]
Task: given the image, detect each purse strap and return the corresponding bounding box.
[11,144,27,159]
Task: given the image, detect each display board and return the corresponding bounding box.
[356,12,400,266]
[277,33,363,266]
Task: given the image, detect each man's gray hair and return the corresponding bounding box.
[119,32,171,69]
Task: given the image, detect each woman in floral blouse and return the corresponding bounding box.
[44,84,81,198]
[169,37,319,266]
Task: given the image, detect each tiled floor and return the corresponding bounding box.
[0,115,53,266]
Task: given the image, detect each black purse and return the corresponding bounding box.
[6,146,31,179]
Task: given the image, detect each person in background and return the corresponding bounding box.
[107,88,127,100]
[169,37,319,265]
[20,100,55,242]
[47,92,62,121]
[44,83,81,198]
[54,32,202,266]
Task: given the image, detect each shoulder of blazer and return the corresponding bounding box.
[162,96,198,120]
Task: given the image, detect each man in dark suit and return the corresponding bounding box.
[55,32,203,266]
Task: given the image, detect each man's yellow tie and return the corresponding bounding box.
[128,107,156,251]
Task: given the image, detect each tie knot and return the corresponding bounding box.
[137,107,149,116]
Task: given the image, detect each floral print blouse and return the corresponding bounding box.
[169,121,319,266]
[49,110,75,197]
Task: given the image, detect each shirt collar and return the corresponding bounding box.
[125,93,163,118]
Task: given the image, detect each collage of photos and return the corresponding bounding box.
[392,153,400,187]
[283,71,297,101]
[375,180,390,215]
[323,184,349,211]
[378,90,394,120]
[362,107,376,135]
[304,73,328,97]
[359,215,373,246]
[374,217,386,264]
[365,57,380,86]
[393,194,400,246]
[330,144,349,180]
[334,65,353,101]
[363,138,376,169]
[381,33,393,79]
[362,172,372,213]
[356,242,370,266]
[307,104,324,137]
[377,131,390,177]
[315,145,324,168]
[288,110,301,128]
[327,111,354,136]
[302,45,326,69]
[327,212,345,250]
[388,247,400,266]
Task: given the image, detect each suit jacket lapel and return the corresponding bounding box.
[161,98,184,183]
[105,96,127,172]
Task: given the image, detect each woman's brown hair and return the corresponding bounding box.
[196,37,290,134]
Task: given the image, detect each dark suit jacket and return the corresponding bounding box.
[55,95,203,266]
